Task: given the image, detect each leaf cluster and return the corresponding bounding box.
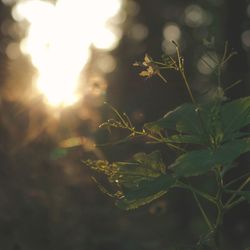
[83,41,250,249]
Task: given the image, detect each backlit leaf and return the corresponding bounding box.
[116,175,176,210]
[145,103,202,134]
[84,151,177,210]
[144,103,222,145]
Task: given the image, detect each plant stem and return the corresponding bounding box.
[192,191,214,231]
[132,129,184,152]
[226,197,245,210]
[224,79,242,92]
[173,44,212,142]
[157,72,167,83]
[225,177,250,207]
[177,181,217,204]
[172,41,197,105]
[224,171,250,188]
[214,201,224,249]
[213,167,225,249]
[217,66,222,87]
[180,70,197,105]
[178,180,226,248]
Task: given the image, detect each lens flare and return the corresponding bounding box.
[11,0,123,107]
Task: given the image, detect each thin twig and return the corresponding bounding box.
[192,191,214,231]
[224,80,242,92]
[225,177,250,207]
[224,171,250,188]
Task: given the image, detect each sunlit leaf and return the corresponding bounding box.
[133,151,166,174]
[133,61,141,67]
[59,136,95,150]
[116,191,167,210]
[144,53,152,64]
[83,151,177,210]
[116,175,176,210]
[139,70,150,77]
[170,139,250,177]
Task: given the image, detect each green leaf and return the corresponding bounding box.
[166,134,206,145]
[116,191,167,210]
[144,103,224,145]
[170,139,250,177]
[84,151,177,210]
[221,97,250,138]
[145,103,202,134]
[133,151,166,173]
[144,98,250,147]
[116,175,176,210]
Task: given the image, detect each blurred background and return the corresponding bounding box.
[0,0,249,249]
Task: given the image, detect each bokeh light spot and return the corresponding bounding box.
[6,42,20,60]
[1,19,24,46]
[126,0,140,16]
[241,30,250,48]
[163,23,181,41]
[184,5,210,28]
[128,23,148,41]
[8,0,123,107]
[162,23,181,55]
[162,40,177,55]
[96,54,117,73]
[247,5,250,17]
[92,26,122,50]
[1,0,15,6]
[197,53,218,75]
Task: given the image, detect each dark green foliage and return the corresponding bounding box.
[145,98,250,146]
[85,96,250,211]
[171,139,250,177]
[145,102,221,145]
[84,45,250,249]
[144,103,210,145]
[145,103,202,134]
[221,97,250,139]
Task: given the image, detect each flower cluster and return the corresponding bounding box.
[133,54,167,82]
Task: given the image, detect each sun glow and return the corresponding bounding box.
[11,0,123,106]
